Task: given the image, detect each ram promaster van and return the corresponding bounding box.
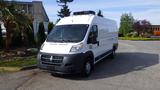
[37,11,118,76]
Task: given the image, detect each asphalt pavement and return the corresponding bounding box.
[0,40,160,90]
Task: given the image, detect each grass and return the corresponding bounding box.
[0,56,37,73]
[119,37,160,41]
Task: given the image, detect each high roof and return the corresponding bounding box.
[57,15,95,25]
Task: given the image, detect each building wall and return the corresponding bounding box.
[148,25,160,36]
[12,1,49,36]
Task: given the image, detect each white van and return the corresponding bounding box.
[37,11,118,76]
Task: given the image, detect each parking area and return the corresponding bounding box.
[0,40,160,90]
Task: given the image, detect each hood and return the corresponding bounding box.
[40,42,74,54]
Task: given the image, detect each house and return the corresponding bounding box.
[15,1,49,35]
[1,1,49,36]
[148,25,160,36]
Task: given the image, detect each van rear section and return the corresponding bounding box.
[37,11,118,76]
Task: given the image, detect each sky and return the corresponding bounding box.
[19,0,160,26]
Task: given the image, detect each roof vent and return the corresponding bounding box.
[73,11,95,15]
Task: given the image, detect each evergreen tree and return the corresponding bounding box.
[36,22,46,47]
[97,10,104,17]
[119,13,134,36]
[48,22,54,34]
[26,23,36,47]
[57,0,73,18]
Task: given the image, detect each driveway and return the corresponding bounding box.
[0,40,160,90]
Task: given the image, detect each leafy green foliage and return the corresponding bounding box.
[48,22,54,34]
[126,32,138,38]
[119,37,160,41]
[36,22,46,47]
[119,13,134,37]
[26,23,36,47]
[97,10,104,17]
[57,0,73,18]
[131,32,138,37]
[58,6,71,18]
[11,30,22,47]
[0,0,34,49]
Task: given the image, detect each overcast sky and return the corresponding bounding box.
[20,0,160,26]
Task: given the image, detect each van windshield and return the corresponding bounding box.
[46,24,89,43]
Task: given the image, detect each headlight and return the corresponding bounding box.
[40,43,44,50]
[70,43,83,52]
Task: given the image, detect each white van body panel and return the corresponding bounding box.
[90,16,118,60]
[41,42,74,54]
[41,15,118,57]
[56,15,94,25]
[40,14,118,64]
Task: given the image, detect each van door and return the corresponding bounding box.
[87,25,101,63]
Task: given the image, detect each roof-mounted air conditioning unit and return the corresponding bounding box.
[73,10,95,15]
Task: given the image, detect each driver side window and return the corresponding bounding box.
[87,25,98,44]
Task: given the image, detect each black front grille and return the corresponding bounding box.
[41,54,63,65]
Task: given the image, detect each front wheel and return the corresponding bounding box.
[82,60,92,77]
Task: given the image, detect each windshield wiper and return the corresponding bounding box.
[62,39,78,42]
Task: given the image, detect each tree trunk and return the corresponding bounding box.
[5,22,12,51]
[5,29,11,50]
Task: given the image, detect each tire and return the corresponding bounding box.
[109,49,115,59]
[82,59,92,77]
[51,73,59,77]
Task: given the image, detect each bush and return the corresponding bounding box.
[125,33,132,37]
[36,22,46,47]
[48,22,54,34]
[11,31,22,47]
[125,32,138,38]
[131,32,138,37]
[143,32,151,38]
[119,37,160,41]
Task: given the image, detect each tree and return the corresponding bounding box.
[141,20,151,33]
[0,0,16,49]
[15,13,33,47]
[36,22,46,47]
[133,20,141,36]
[57,0,73,18]
[48,22,54,34]
[97,10,104,17]
[0,0,33,50]
[26,23,36,47]
[0,25,2,48]
[119,13,134,37]
[133,20,151,37]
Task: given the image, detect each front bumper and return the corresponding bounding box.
[37,52,86,74]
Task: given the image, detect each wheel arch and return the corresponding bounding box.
[84,51,94,64]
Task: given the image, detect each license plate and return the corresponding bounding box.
[47,66,55,70]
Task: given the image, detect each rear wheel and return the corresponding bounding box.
[109,48,116,59]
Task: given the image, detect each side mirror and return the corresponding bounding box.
[88,33,98,44]
[87,25,98,45]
